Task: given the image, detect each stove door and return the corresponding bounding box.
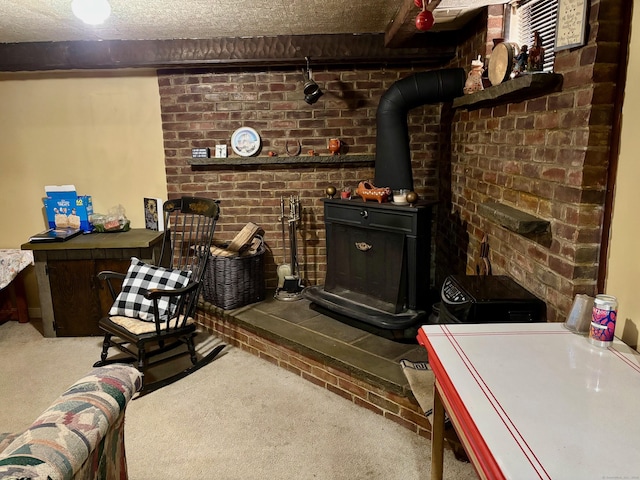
[325,223,406,314]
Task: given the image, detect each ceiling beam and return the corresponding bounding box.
[385,0,421,48]
[0,34,457,72]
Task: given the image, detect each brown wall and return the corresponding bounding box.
[608,0,640,348]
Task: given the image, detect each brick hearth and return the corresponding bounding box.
[195,297,435,438]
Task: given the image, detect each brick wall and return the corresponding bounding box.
[157,66,444,290]
[440,0,626,321]
[158,0,627,322]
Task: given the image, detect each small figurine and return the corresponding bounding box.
[355,181,391,203]
[512,45,529,77]
[528,31,545,72]
[464,56,484,95]
[328,138,341,155]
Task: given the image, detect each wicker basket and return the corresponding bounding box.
[202,244,265,310]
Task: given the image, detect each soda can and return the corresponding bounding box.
[588,294,618,348]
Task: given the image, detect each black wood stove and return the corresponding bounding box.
[304,68,466,333]
[303,197,436,330]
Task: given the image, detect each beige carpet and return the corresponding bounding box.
[0,321,477,479]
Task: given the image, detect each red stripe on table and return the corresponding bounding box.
[608,345,640,374]
[425,330,570,337]
[441,324,552,480]
[418,327,505,480]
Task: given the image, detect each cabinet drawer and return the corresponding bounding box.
[368,209,417,234]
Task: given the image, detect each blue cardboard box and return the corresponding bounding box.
[43,185,93,233]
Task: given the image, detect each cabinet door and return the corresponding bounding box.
[48,260,101,336]
[48,259,129,336]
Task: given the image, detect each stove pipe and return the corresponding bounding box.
[374,68,466,191]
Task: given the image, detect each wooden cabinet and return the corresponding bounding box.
[22,229,166,337]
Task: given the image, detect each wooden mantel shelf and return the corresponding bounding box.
[189,154,375,166]
[452,73,563,110]
[479,201,552,247]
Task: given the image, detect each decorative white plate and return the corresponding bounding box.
[231,127,261,157]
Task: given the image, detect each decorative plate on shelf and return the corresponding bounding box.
[231,127,261,157]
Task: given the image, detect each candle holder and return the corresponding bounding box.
[392,189,410,205]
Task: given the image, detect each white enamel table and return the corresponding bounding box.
[417,323,640,480]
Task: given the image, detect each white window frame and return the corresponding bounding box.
[507,0,558,72]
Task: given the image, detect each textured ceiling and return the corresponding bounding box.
[0,0,506,44]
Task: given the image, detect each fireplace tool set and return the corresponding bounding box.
[275,195,304,301]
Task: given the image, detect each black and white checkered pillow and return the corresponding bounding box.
[109,257,192,322]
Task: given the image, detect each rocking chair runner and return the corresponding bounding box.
[94,196,224,393]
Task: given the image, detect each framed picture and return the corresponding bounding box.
[143,197,164,231]
[555,0,588,51]
[215,144,227,158]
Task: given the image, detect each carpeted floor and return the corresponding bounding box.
[0,321,477,479]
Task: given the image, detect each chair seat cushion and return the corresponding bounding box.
[109,257,192,322]
[108,315,195,334]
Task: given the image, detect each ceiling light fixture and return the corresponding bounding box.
[303,57,323,105]
[72,0,112,25]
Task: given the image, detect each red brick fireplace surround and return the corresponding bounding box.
[158,0,627,325]
[195,306,434,438]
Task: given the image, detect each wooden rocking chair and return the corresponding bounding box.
[94,196,224,393]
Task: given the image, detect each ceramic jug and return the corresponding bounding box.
[464,56,484,95]
[328,138,341,155]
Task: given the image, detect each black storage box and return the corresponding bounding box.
[438,275,546,324]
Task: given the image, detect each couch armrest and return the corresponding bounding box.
[0,433,18,455]
[0,364,142,479]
